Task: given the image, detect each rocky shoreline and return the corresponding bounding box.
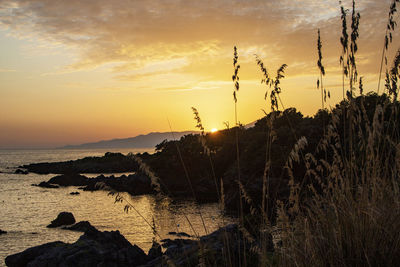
[21,152,138,174]
[5,212,272,266]
[32,172,155,196]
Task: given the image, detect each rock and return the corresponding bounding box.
[5,241,65,267]
[62,221,97,233]
[148,241,162,260]
[47,212,75,228]
[5,230,148,267]
[32,181,59,188]
[15,169,28,175]
[82,173,153,195]
[69,191,80,195]
[47,173,89,187]
[160,224,273,266]
[21,152,138,174]
[168,231,192,238]
[0,229,7,235]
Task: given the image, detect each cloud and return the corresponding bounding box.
[0,0,397,89]
[0,68,16,72]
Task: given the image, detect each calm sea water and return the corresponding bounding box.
[0,149,234,266]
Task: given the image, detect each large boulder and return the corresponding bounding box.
[32,181,59,188]
[5,229,148,267]
[47,212,75,228]
[47,174,89,187]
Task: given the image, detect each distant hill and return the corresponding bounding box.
[59,131,198,149]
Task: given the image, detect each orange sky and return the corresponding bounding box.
[0,0,399,148]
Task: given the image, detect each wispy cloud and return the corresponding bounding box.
[0,0,397,88]
[0,68,16,72]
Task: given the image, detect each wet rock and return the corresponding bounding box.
[69,191,80,195]
[0,229,7,235]
[32,181,59,188]
[5,230,148,267]
[15,169,28,175]
[47,212,75,228]
[62,221,97,233]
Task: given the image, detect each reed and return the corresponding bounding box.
[275,1,400,266]
[378,0,400,93]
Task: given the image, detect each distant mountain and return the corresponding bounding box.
[59,131,198,149]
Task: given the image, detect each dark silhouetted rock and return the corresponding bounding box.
[69,191,80,195]
[62,221,97,233]
[40,172,154,197]
[82,173,153,196]
[15,169,28,174]
[168,231,192,238]
[5,241,64,267]
[0,229,7,235]
[160,224,273,266]
[32,181,59,188]
[47,173,89,186]
[21,152,138,174]
[147,241,162,260]
[5,230,148,267]
[47,212,75,228]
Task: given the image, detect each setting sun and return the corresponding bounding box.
[210,128,218,133]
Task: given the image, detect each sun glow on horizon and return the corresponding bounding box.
[0,0,396,148]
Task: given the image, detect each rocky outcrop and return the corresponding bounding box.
[37,173,154,196]
[5,229,148,267]
[147,241,162,260]
[62,221,97,233]
[15,169,28,175]
[5,223,274,267]
[168,231,192,238]
[47,212,76,228]
[47,174,89,186]
[82,173,153,195]
[158,224,274,266]
[31,181,59,188]
[21,152,138,174]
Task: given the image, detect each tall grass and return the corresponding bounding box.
[378,0,400,93]
[276,98,400,266]
[274,1,400,266]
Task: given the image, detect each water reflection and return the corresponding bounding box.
[105,193,234,250]
[0,172,234,263]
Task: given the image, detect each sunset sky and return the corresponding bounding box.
[0,0,399,148]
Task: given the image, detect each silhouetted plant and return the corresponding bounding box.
[378,0,400,93]
[317,29,328,108]
[340,2,349,99]
[385,49,400,101]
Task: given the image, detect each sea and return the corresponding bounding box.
[0,149,234,266]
